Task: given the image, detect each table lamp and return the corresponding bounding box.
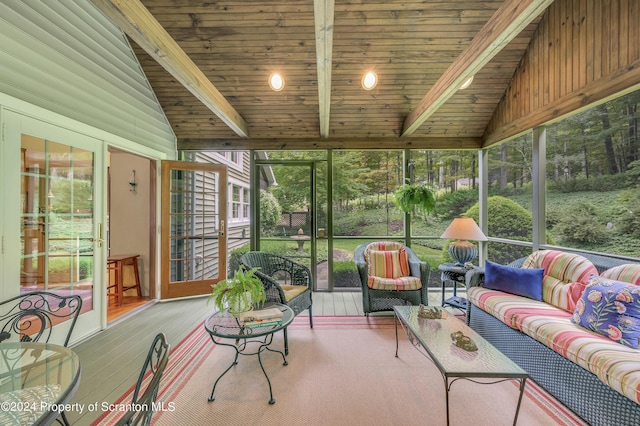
[440,217,487,266]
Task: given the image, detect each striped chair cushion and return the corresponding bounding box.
[601,264,640,285]
[366,248,410,279]
[367,275,422,290]
[522,250,598,312]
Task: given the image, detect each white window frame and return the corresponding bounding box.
[228,180,250,225]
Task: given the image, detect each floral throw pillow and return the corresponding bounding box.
[571,275,640,349]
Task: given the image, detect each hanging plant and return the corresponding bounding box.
[393,182,437,215]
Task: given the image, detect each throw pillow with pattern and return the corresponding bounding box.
[571,275,640,349]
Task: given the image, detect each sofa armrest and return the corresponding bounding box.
[466,267,485,288]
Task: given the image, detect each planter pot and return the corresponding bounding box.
[226,292,253,317]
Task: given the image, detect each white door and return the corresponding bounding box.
[1,110,104,344]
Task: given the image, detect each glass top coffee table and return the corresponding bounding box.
[204,302,294,405]
[393,305,528,426]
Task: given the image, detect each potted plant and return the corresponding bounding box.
[209,265,266,316]
[393,181,437,215]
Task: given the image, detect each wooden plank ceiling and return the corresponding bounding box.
[91,0,549,151]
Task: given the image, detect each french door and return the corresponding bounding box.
[2,110,104,343]
[160,161,227,298]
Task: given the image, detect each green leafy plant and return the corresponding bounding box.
[208,265,266,315]
[393,182,437,215]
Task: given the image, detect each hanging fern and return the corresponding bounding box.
[393,183,437,215]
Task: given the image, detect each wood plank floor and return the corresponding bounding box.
[67,288,462,425]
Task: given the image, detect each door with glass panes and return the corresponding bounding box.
[161,161,227,298]
[2,110,104,343]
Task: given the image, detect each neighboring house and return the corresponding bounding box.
[182,151,276,277]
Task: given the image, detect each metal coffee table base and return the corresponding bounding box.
[441,375,526,426]
[208,333,288,404]
[393,306,528,426]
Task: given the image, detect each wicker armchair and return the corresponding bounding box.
[239,252,313,354]
[355,242,430,316]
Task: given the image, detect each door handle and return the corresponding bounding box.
[94,223,105,248]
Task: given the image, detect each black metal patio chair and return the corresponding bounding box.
[115,333,171,426]
[0,291,83,425]
[0,291,83,347]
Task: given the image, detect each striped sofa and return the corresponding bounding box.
[466,250,640,426]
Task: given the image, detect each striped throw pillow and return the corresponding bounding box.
[366,248,410,279]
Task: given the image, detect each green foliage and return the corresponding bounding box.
[435,188,479,218]
[208,265,266,315]
[332,260,360,288]
[616,188,640,238]
[555,202,610,244]
[464,196,535,263]
[548,174,628,193]
[333,208,402,236]
[259,189,282,236]
[393,183,436,215]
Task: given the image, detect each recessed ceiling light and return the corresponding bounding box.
[459,75,474,90]
[269,73,285,91]
[362,71,378,90]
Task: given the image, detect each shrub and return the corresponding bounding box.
[615,189,640,238]
[435,188,479,218]
[555,202,610,244]
[333,260,360,288]
[259,189,282,236]
[460,196,535,264]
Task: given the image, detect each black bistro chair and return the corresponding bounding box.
[0,291,83,425]
[240,252,313,355]
[116,333,171,426]
[0,291,83,347]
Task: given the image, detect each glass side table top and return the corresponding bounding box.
[0,342,81,425]
[205,302,294,339]
[394,305,526,378]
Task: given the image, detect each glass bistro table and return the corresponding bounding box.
[393,305,528,426]
[204,302,294,405]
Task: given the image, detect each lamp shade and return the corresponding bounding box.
[440,217,487,241]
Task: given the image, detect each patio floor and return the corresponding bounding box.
[66,288,463,425]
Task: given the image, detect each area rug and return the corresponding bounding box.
[93,316,587,426]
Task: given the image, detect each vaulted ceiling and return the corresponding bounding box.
[91,0,552,151]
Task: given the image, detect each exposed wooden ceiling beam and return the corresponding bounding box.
[91,0,249,138]
[178,137,482,151]
[314,0,335,138]
[401,0,553,137]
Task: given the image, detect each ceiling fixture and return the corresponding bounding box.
[269,73,285,91]
[362,71,378,90]
[459,75,474,90]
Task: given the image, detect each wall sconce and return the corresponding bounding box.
[129,170,137,192]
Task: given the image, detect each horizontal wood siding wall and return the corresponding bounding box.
[0,0,176,157]
[193,151,251,276]
[484,0,640,146]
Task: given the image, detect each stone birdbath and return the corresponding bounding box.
[290,228,310,252]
